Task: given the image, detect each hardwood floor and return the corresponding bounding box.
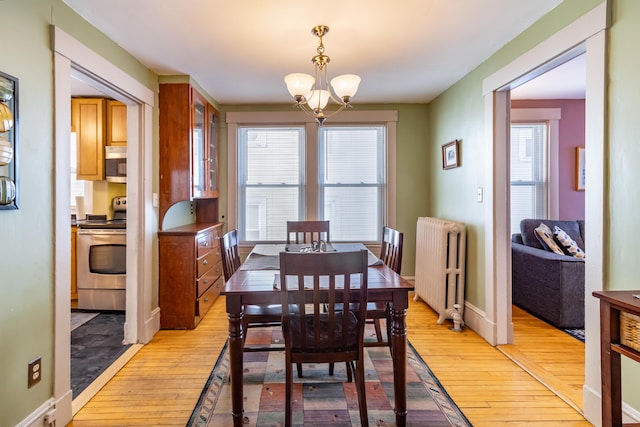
[69,295,591,426]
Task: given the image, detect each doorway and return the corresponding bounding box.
[482,3,606,423]
[52,26,156,422]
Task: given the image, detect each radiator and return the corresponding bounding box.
[414,217,466,328]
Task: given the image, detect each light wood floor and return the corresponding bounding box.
[69,296,591,426]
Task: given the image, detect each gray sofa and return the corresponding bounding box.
[511,219,585,329]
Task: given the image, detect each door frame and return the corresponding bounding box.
[51,26,157,423]
[481,3,607,423]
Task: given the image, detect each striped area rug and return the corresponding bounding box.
[188,327,471,426]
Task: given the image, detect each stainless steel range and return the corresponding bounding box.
[76,196,127,310]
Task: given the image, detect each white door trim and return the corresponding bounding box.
[52,26,156,424]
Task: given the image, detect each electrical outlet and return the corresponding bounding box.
[28,357,41,388]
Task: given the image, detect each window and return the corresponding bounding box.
[229,111,397,244]
[319,126,385,241]
[238,127,304,241]
[510,123,548,235]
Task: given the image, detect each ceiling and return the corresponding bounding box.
[63,0,584,104]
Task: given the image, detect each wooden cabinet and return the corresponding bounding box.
[106,100,127,146]
[71,98,127,180]
[72,98,105,180]
[593,291,640,427]
[159,84,220,227]
[158,223,223,329]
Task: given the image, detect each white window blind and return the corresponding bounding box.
[238,127,304,241]
[510,123,548,235]
[319,126,385,241]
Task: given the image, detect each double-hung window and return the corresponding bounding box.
[230,111,396,243]
[318,126,385,242]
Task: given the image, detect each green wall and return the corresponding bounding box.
[0,1,157,425]
[607,0,640,410]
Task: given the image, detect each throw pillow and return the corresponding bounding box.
[534,223,565,255]
[553,226,586,259]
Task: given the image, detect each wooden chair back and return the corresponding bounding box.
[379,226,403,274]
[219,229,241,281]
[279,250,368,357]
[286,220,330,244]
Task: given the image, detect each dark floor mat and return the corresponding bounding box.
[71,312,130,398]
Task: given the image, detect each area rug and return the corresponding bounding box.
[563,328,585,343]
[71,312,130,397]
[188,328,471,427]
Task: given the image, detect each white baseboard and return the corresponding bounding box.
[142,306,161,344]
[16,393,73,427]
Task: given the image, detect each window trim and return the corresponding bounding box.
[226,110,398,241]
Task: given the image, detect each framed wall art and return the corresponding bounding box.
[575,146,585,191]
[442,139,460,170]
[0,71,18,210]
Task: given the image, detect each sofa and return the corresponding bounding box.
[511,219,585,329]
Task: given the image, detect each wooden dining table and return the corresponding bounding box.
[222,243,415,426]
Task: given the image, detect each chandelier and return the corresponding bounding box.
[284,25,361,125]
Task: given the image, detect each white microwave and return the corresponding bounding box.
[105,146,127,183]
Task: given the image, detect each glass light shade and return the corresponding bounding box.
[306,90,330,110]
[284,73,315,98]
[330,74,361,98]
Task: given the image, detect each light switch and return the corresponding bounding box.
[476,187,483,203]
[152,193,159,208]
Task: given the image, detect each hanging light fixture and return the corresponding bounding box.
[284,25,361,125]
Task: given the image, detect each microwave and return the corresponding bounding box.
[105,146,127,183]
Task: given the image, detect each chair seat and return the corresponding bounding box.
[290,312,359,351]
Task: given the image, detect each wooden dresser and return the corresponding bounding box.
[159,223,223,329]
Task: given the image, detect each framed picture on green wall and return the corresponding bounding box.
[442,140,460,170]
[0,70,18,210]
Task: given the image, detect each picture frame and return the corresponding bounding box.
[575,146,585,191]
[442,139,460,169]
[0,70,18,210]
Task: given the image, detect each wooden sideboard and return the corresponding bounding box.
[593,290,640,427]
[159,223,223,329]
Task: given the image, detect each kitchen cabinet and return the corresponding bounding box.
[159,84,220,228]
[106,100,127,146]
[71,98,127,181]
[72,98,105,180]
[158,223,223,329]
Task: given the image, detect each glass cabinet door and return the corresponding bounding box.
[207,106,218,196]
[192,96,206,198]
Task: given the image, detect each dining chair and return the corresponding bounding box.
[286,220,330,244]
[367,226,404,347]
[219,229,282,352]
[279,249,370,427]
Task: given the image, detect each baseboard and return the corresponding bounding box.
[16,397,58,427]
[583,383,640,426]
[142,306,161,344]
[461,302,496,344]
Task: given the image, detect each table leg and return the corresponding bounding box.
[227,300,244,427]
[390,302,408,427]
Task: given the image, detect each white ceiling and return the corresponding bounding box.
[63,0,584,104]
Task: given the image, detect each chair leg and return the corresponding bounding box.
[286,357,293,427]
[296,363,303,378]
[373,318,383,343]
[354,360,369,427]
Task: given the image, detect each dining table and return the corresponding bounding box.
[221,243,415,426]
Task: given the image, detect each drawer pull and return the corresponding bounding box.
[203,259,208,265]
[204,297,209,303]
[203,279,208,285]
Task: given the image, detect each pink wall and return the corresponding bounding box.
[512,99,585,220]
